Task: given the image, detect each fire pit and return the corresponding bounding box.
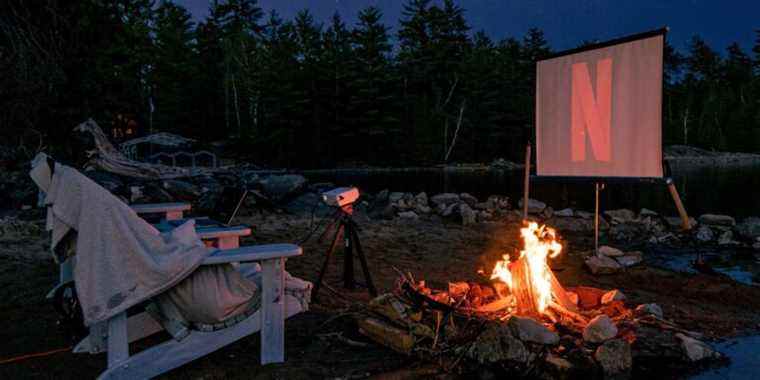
[356,223,725,378]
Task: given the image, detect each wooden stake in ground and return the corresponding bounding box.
[666,177,692,231]
[523,143,531,221]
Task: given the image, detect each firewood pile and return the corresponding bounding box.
[355,274,726,378]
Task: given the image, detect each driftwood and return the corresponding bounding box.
[74,119,203,179]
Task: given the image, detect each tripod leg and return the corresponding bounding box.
[350,225,377,297]
[343,221,355,290]
[312,224,344,303]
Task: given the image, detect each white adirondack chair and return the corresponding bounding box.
[72,243,305,379]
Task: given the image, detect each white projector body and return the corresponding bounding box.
[322,187,360,207]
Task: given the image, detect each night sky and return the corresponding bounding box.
[175,0,759,54]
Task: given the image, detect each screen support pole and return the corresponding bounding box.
[594,182,602,255]
[522,143,531,221]
[665,177,691,230]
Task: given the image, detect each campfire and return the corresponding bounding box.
[489,222,581,321]
[356,222,722,377]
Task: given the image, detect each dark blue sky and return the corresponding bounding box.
[175,0,759,54]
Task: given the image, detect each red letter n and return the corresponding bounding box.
[571,58,612,162]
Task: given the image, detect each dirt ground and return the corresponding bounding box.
[2,212,760,379]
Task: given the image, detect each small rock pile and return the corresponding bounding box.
[369,191,511,226]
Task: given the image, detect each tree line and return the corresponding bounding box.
[2,0,759,167]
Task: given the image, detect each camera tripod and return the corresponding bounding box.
[312,203,377,302]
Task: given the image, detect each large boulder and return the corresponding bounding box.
[554,208,574,217]
[615,251,643,267]
[260,174,307,201]
[546,217,594,233]
[583,315,618,343]
[695,225,714,242]
[736,217,760,240]
[459,193,478,207]
[507,316,559,345]
[698,214,736,227]
[634,303,663,319]
[430,193,460,207]
[459,203,477,226]
[676,333,719,362]
[585,255,622,275]
[594,339,632,376]
[467,323,530,365]
[598,245,624,257]
[604,209,636,224]
[518,198,546,214]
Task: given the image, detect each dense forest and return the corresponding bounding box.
[2,0,760,168]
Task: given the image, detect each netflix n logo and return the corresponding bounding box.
[571,58,612,163]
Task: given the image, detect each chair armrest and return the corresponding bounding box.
[131,202,191,214]
[196,225,252,240]
[201,244,302,265]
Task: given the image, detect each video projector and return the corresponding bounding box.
[322,187,360,207]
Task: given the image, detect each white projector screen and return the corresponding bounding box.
[536,30,664,178]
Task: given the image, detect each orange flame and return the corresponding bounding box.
[490,222,562,313]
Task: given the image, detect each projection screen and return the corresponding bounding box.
[535,29,665,178]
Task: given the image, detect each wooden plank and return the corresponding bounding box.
[107,313,129,368]
[97,296,303,380]
[196,226,251,239]
[131,202,191,214]
[201,244,301,266]
[260,258,285,364]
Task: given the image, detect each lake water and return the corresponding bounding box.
[305,163,760,218]
[692,335,760,380]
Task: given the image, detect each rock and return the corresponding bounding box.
[413,192,428,206]
[441,203,458,218]
[555,208,574,217]
[430,193,460,207]
[260,174,306,201]
[585,255,622,275]
[718,230,739,245]
[543,353,574,379]
[639,208,658,217]
[695,225,714,242]
[615,251,643,267]
[507,316,559,345]
[736,217,760,240]
[474,202,489,210]
[477,210,494,222]
[676,333,719,362]
[610,222,649,243]
[467,324,529,365]
[698,214,735,227]
[542,206,554,219]
[518,198,546,214]
[459,203,477,226]
[634,303,663,319]
[594,339,632,376]
[547,217,594,232]
[381,204,396,220]
[388,192,405,204]
[398,211,419,220]
[459,193,478,207]
[575,210,593,219]
[665,216,697,229]
[598,245,624,257]
[162,179,200,201]
[283,192,329,216]
[583,315,618,343]
[415,204,432,214]
[604,209,636,224]
[601,290,626,305]
[486,195,510,210]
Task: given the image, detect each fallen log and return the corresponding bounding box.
[357,317,415,355]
